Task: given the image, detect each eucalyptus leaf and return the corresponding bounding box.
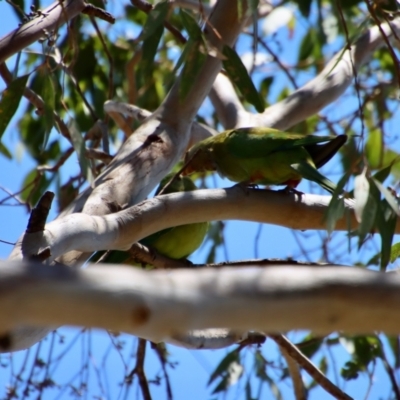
[140,1,169,42]
[222,45,265,112]
[40,71,55,150]
[208,349,240,385]
[0,73,30,139]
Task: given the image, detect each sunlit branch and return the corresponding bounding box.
[2,261,400,353]
[10,188,365,263]
[210,15,400,130]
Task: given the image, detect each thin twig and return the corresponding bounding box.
[85,148,114,164]
[278,342,306,400]
[107,111,133,137]
[82,4,115,24]
[336,0,365,141]
[257,36,298,89]
[378,336,400,400]
[269,334,353,400]
[364,0,400,89]
[150,343,173,400]
[126,339,152,400]
[37,148,74,172]
[130,0,186,44]
[90,15,114,125]
[126,51,142,111]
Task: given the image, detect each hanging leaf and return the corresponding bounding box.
[389,242,400,263]
[372,178,400,217]
[375,199,397,271]
[222,45,265,112]
[140,1,169,42]
[141,23,164,83]
[296,0,313,17]
[179,39,207,100]
[68,120,90,181]
[357,192,377,248]
[0,141,12,159]
[324,173,349,233]
[180,9,202,40]
[208,349,240,385]
[373,163,394,183]
[20,168,52,207]
[0,73,30,139]
[248,0,260,14]
[39,70,55,150]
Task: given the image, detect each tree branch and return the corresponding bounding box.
[270,334,351,400]
[0,0,88,64]
[103,100,217,146]
[210,15,400,130]
[2,261,400,353]
[11,188,366,262]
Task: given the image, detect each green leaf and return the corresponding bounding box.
[296,0,313,17]
[180,9,202,40]
[0,73,29,139]
[211,360,243,394]
[222,45,265,112]
[208,349,244,394]
[141,23,164,83]
[340,336,381,380]
[68,120,90,181]
[389,242,400,263]
[9,0,25,21]
[375,199,397,271]
[324,173,350,233]
[357,191,377,248]
[259,76,273,101]
[40,71,55,150]
[295,335,324,359]
[248,0,259,14]
[140,1,169,41]
[341,360,359,380]
[298,28,316,62]
[180,39,207,101]
[291,161,336,193]
[372,178,400,217]
[373,163,394,183]
[208,349,240,385]
[20,168,52,207]
[386,335,400,369]
[0,141,12,159]
[366,129,383,169]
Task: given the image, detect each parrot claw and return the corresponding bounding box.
[280,186,304,196]
[234,182,259,194]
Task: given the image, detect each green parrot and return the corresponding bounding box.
[139,174,209,259]
[90,175,209,266]
[182,127,347,193]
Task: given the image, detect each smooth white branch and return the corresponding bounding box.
[11,188,364,263]
[2,261,400,353]
[0,0,87,64]
[103,100,217,146]
[210,15,400,130]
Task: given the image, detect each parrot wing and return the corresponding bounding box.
[224,128,338,159]
[305,135,347,169]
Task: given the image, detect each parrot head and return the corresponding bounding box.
[182,139,216,176]
[155,174,197,195]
